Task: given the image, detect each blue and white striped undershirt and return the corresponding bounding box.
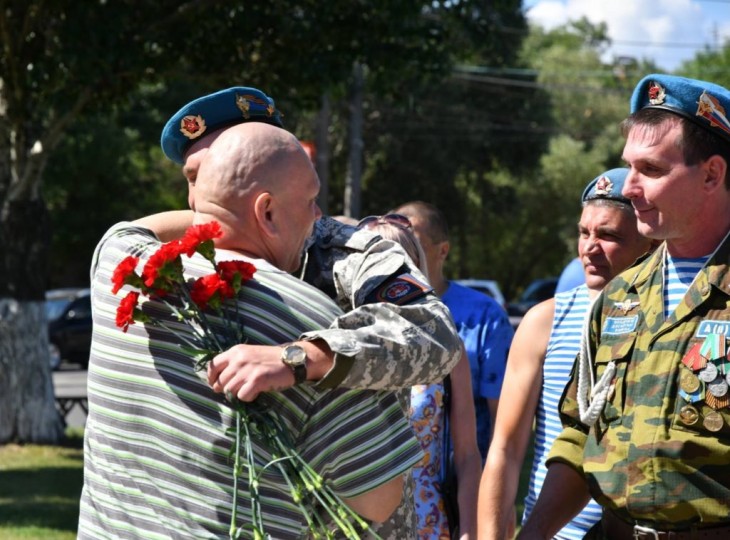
[522,284,602,540]
[663,253,709,318]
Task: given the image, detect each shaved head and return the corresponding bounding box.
[195,122,307,214]
[191,122,322,270]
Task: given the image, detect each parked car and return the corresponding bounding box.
[46,288,92,370]
[507,277,559,318]
[454,279,507,310]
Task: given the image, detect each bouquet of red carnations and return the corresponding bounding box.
[110,221,376,540]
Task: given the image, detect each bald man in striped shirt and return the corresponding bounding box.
[78,122,422,539]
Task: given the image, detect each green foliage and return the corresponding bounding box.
[44,106,185,287]
[677,43,730,88]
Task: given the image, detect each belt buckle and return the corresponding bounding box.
[633,524,660,540]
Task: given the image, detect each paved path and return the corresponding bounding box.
[52,366,88,429]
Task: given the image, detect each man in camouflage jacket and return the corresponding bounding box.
[519,75,730,540]
[158,86,462,539]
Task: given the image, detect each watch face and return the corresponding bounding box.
[283,345,306,366]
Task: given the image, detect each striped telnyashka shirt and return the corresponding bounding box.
[522,284,602,540]
[78,223,422,540]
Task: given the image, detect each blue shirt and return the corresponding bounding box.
[556,257,585,294]
[442,281,513,460]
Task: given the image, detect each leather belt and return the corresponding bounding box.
[601,511,730,540]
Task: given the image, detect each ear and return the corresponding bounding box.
[438,240,450,262]
[703,155,727,193]
[253,192,276,237]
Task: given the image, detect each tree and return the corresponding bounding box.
[0,0,461,443]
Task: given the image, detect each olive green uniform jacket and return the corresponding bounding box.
[549,237,730,528]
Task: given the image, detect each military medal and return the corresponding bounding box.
[703,410,724,432]
[700,333,724,361]
[681,343,706,371]
[679,335,730,427]
[707,377,729,398]
[680,370,701,393]
[698,363,719,383]
[679,404,700,426]
[705,391,730,410]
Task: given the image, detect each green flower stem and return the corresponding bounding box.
[271,458,319,533]
[242,409,265,535]
[265,437,360,538]
[146,257,374,539]
[229,409,242,539]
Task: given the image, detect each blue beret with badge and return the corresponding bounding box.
[581,167,631,205]
[161,86,284,165]
[630,74,730,144]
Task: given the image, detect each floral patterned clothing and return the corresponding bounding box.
[410,383,451,540]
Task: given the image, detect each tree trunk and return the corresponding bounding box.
[315,93,331,216]
[344,62,364,219]
[0,298,62,442]
[0,199,62,443]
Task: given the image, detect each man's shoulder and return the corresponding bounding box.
[445,281,503,310]
[310,216,379,254]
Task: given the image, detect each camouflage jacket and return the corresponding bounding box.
[548,238,730,527]
[300,216,461,391]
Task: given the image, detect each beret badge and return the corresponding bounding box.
[594,176,614,195]
[180,115,207,140]
[236,93,276,120]
[696,91,730,137]
[648,82,666,105]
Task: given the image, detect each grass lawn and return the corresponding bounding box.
[0,430,84,540]
[0,429,537,538]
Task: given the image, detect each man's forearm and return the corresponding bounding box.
[134,210,194,241]
[517,462,590,539]
[303,296,462,390]
[478,448,522,540]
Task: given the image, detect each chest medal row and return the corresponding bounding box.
[678,332,730,432]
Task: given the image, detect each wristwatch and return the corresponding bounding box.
[281,344,307,385]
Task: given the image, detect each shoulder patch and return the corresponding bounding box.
[364,273,432,306]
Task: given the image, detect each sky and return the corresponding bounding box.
[523,0,730,71]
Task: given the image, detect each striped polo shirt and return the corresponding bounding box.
[78,223,422,539]
[521,285,602,539]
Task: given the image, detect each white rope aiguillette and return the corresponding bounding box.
[576,294,616,426]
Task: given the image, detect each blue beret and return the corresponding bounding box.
[582,168,631,205]
[160,86,284,165]
[630,74,730,144]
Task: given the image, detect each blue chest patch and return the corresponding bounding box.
[602,315,638,335]
[695,320,730,338]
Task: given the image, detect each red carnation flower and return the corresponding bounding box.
[142,241,184,289]
[111,256,140,294]
[190,273,234,310]
[218,260,256,284]
[116,291,140,332]
[180,222,223,258]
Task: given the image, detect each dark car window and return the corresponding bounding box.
[520,279,558,303]
[46,298,73,321]
[68,297,92,319]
